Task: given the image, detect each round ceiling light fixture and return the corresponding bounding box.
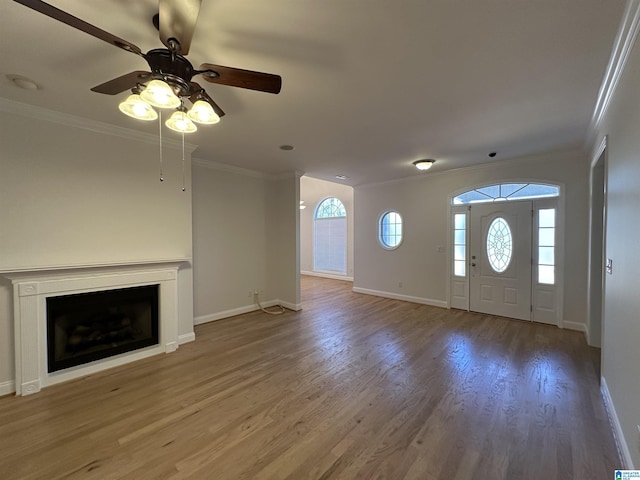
[413,159,435,171]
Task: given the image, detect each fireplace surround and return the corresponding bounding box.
[3,260,185,395]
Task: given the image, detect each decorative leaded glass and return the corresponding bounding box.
[486,217,512,273]
[315,197,346,218]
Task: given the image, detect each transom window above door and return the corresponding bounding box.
[452,183,559,205]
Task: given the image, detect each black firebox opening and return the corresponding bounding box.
[46,285,159,373]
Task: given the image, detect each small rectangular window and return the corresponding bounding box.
[453,213,466,277]
[538,208,555,284]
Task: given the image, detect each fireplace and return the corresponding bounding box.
[4,261,186,395]
[47,285,159,372]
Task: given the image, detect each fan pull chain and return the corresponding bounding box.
[181,131,186,192]
[158,110,164,182]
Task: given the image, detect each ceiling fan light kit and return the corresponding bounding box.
[187,100,220,124]
[14,0,282,135]
[166,109,198,133]
[139,79,181,109]
[118,93,158,121]
[14,0,282,189]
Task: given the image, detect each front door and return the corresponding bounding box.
[469,201,532,320]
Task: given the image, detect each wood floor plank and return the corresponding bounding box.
[0,276,620,479]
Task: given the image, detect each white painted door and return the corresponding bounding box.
[469,202,532,320]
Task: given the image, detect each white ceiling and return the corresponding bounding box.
[0,0,626,186]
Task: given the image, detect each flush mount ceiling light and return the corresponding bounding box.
[413,159,435,171]
[335,175,349,180]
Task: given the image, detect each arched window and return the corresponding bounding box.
[452,183,559,205]
[314,197,347,274]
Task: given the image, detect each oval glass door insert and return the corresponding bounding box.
[486,217,513,273]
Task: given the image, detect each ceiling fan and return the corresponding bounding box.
[13,0,282,126]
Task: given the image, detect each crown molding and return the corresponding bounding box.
[192,157,271,178]
[586,0,640,148]
[355,148,582,190]
[0,97,197,153]
[192,157,305,182]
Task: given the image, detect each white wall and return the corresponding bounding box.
[192,162,300,323]
[591,3,640,466]
[0,102,194,392]
[300,176,354,278]
[354,149,589,323]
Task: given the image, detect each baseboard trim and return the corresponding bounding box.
[0,380,16,397]
[276,300,302,311]
[601,376,634,469]
[352,287,447,309]
[195,304,259,325]
[178,332,196,345]
[301,271,354,282]
[194,299,301,325]
[561,320,587,334]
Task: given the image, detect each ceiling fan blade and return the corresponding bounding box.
[189,82,225,118]
[198,63,282,94]
[159,0,201,55]
[13,0,142,56]
[91,71,152,95]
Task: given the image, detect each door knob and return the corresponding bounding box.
[471,263,476,267]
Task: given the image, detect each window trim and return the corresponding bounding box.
[378,210,403,250]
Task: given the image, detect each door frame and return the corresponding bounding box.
[447,180,565,325]
[587,136,608,347]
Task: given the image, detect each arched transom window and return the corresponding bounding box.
[452,183,559,205]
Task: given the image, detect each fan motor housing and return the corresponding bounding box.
[145,49,196,94]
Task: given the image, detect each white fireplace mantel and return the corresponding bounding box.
[2,259,189,396]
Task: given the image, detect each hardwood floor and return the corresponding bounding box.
[0,276,620,479]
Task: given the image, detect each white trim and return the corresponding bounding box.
[194,299,301,325]
[0,258,191,276]
[0,98,196,152]
[0,381,16,397]
[352,287,448,309]
[587,135,608,348]
[601,376,634,469]
[178,332,195,345]
[301,271,353,282]
[560,320,587,334]
[591,136,608,169]
[192,157,272,179]
[192,158,305,182]
[355,149,580,190]
[277,300,302,311]
[3,262,182,396]
[195,305,259,324]
[587,0,640,146]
